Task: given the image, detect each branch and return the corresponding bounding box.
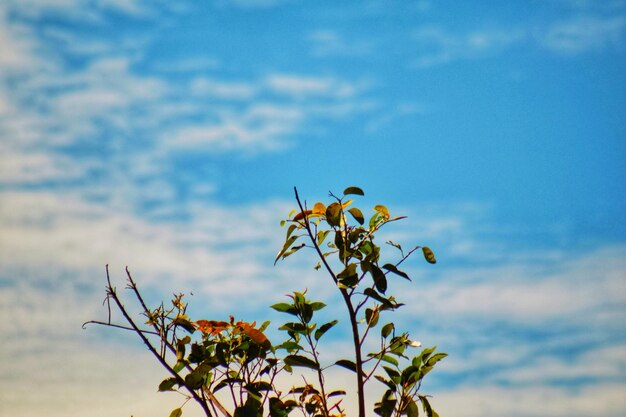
[294,187,338,285]
[103,265,214,417]
[293,187,366,417]
[81,320,159,335]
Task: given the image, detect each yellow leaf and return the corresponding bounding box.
[374,205,390,219]
[422,246,436,264]
[312,202,326,215]
[169,408,183,417]
[293,210,312,221]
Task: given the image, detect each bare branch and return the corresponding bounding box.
[103,265,214,417]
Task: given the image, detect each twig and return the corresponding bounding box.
[81,320,159,335]
[103,265,214,417]
[293,187,366,417]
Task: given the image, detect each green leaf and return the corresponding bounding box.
[337,263,358,287]
[369,213,384,229]
[365,308,379,327]
[285,223,298,240]
[176,339,186,360]
[326,202,342,227]
[300,302,314,323]
[400,365,420,387]
[383,365,400,382]
[348,207,365,225]
[173,360,186,373]
[279,322,308,333]
[364,288,395,309]
[381,322,394,338]
[278,244,305,262]
[234,395,263,417]
[185,370,205,389]
[335,359,358,373]
[370,264,388,294]
[274,235,299,265]
[247,381,273,392]
[406,399,420,417]
[188,343,205,364]
[328,390,346,397]
[283,354,319,370]
[277,341,303,351]
[173,317,196,333]
[426,352,448,367]
[360,241,374,257]
[420,396,439,417]
[259,320,271,332]
[158,377,177,392]
[314,320,338,340]
[269,398,291,417]
[317,230,330,245]
[309,302,326,311]
[416,346,437,364]
[382,263,410,280]
[374,390,396,417]
[169,408,183,417]
[380,354,399,366]
[374,375,395,391]
[343,186,365,196]
[422,246,436,264]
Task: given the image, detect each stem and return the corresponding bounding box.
[340,288,366,417]
[293,187,366,417]
[103,265,214,417]
[81,320,159,335]
[303,328,330,416]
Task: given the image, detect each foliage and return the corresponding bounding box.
[84,186,446,417]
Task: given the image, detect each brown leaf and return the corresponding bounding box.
[237,321,271,348]
[195,320,229,335]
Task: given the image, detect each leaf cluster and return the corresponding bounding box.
[273,187,444,417]
[86,186,445,417]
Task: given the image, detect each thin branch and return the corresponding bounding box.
[81,320,159,335]
[293,187,366,417]
[204,389,232,417]
[294,187,338,285]
[103,265,214,417]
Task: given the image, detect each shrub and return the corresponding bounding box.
[85,186,445,417]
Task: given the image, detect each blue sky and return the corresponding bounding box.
[0,1,625,416]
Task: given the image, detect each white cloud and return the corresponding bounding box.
[213,0,295,9]
[266,74,357,98]
[410,13,626,67]
[538,16,626,54]
[365,102,426,133]
[190,77,257,99]
[4,0,157,20]
[435,383,626,417]
[400,244,626,324]
[0,190,281,292]
[411,26,526,68]
[164,103,303,152]
[153,57,222,73]
[0,6,42,72]
[308,29,376,58]
[0,150,86,183]
[490,344,626,385]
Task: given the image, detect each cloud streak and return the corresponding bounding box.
[1,1,625,417]
[410,13,626,67]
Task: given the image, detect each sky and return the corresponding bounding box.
[0,0,625,416]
